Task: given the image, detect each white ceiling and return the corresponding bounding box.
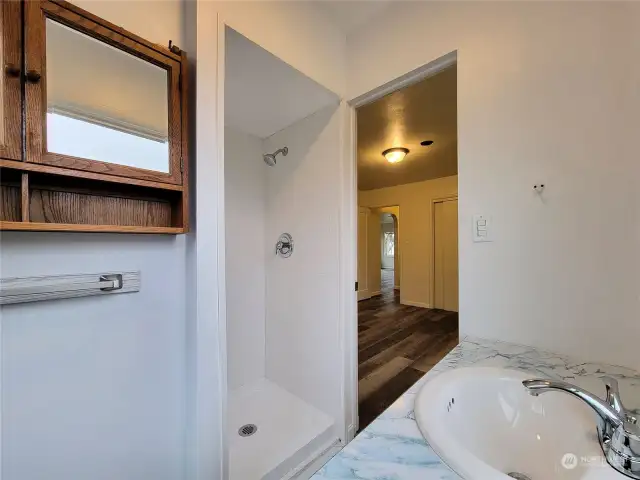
[315,1,393,34]
[357,66,458,191]
[225,27,338,139]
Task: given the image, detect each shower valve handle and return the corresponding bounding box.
[275,233,294,258]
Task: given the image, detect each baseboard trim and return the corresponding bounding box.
[370,291,381,297]
[401,300,432,309]
[286,438,342,480]
[346,423,357,443]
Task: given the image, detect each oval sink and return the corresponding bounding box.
[415,367,626,479]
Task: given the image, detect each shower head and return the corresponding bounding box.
[263,153,277,167]
[263,147,288,166]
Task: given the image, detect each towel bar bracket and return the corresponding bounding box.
[100,274,123,291]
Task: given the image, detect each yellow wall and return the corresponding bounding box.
[359,175,458,307]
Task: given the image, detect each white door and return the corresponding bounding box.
[357,207,370,301]
[434,199,459,311]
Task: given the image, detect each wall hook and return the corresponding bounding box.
[533,184,546,193]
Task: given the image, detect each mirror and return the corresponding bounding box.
[45,19,170,173]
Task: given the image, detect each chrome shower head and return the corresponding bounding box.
[263,147,288,166]
[263,153,276,166]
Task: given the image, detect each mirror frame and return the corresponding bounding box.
[25,0,184,185]
[0,0,23,161]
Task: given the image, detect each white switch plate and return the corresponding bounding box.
[473,215,492,242]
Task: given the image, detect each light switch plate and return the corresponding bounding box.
[473,215,492,242]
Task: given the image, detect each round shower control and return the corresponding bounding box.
[275,233,293,258]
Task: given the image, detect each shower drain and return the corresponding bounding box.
[238,424,258,437]
[507,473,532,480]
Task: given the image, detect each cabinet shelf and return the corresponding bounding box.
[0,167,186,233]
[0,160,184,192]
[0,221,184,234]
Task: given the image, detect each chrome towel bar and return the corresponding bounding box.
[0,271,140,305]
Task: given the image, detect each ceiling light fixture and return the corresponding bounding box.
[382,147,409,163]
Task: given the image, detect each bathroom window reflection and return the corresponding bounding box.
[46,112,170,172]
[384,232,395,257]
[45,18,170,173]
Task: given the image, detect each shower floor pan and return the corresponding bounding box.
[229,379,335,480]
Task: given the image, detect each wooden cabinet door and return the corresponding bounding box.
[0,0,23,161]
[24,0,183,185]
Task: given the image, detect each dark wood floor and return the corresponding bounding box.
[358,288,458,431]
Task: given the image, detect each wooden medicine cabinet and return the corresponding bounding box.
[0,0,189,233]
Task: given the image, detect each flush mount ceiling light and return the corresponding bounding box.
[382,147,409,163]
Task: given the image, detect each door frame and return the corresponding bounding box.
[187,10,229,480]
[343,51,457,436]
[380,212,398,284]
[431,195,459,310]
[358,205,400,297]
[357,206,371,301]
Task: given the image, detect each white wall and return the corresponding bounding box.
[215,1,346,97]
[360,177,457,308]
[0,2,190,479]
[349,2,640,369]
[224,127,266,391]
[264,105,343,435]
[0,234,186,480]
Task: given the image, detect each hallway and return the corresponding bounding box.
[357,290,458,430]
[381,269,394,292]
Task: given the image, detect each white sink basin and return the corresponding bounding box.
[415,367,626,479]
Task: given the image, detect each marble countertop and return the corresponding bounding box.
[312,336,640,480]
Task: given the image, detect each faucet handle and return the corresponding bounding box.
[603,376,628,418]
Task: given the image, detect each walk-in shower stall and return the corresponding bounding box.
[224,27,344,479]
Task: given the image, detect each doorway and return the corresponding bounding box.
[353,59,459,433]
[380,212,399,295]
[433,197,459,312]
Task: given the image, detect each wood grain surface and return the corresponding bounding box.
[357,287,458,431]
[29,188,172,226]
[0,221,183,234]
[0,0,23,161]
[0,184,21,221]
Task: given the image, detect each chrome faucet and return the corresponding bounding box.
[523,376,640,478]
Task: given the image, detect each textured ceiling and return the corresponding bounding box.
[357,66,457,191]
